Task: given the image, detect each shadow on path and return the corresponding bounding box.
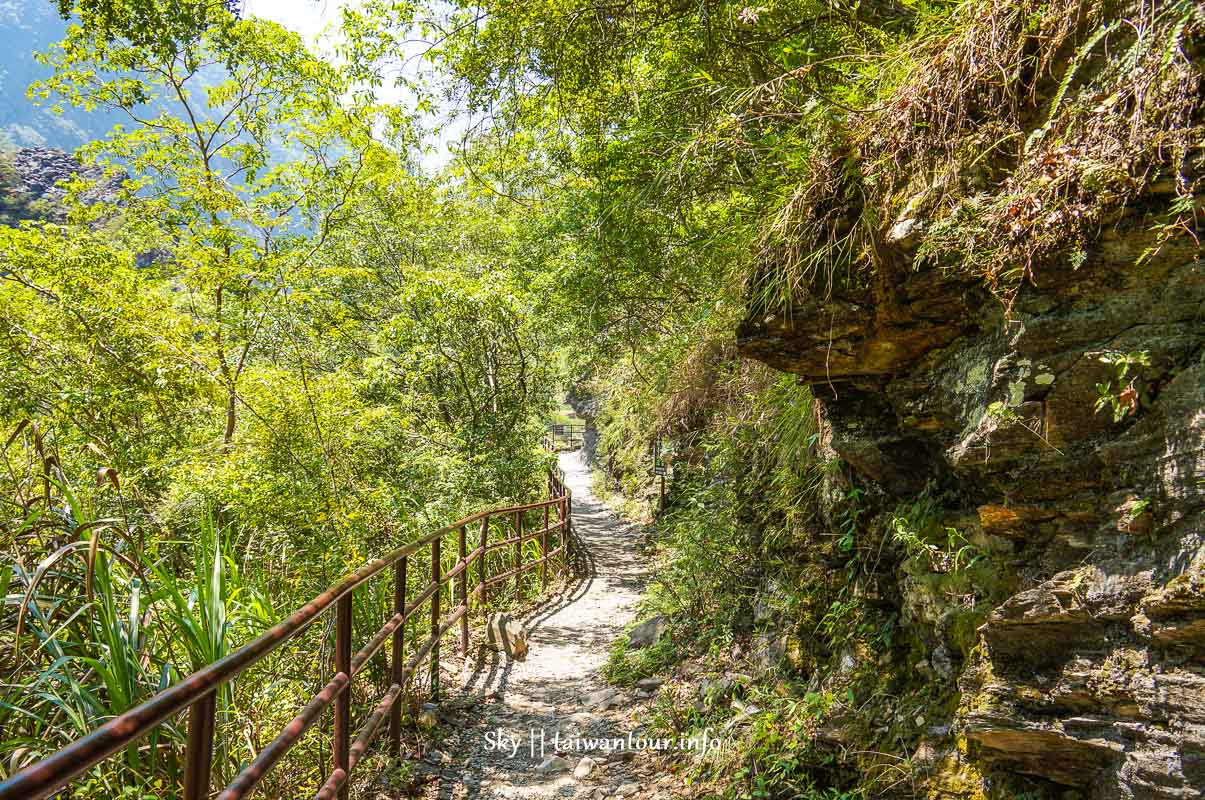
[411,450,651,800]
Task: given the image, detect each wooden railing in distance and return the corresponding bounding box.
[0,465,574,800]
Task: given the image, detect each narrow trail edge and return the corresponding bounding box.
[411,451,672,800]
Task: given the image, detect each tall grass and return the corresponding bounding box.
[1,480,170,793]
[0,470,257,793]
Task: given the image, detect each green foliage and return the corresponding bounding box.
[54,0,239,57]
[1,1,560,795]
[585,350,879,796]
[2,475,178,794]
[1094,350,1153,423]
[890,492,983,575]
[348,0,921,371]
[836,487,865,554]
[603,632,679,687]
[6,0,1195,797]
[905,0,1203,299]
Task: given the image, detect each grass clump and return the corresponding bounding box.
[890,491,983,575]
[604,634,680,687]
[752,0,1204,311]
[889,0,1203,296]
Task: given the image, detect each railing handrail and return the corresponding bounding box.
[0,465,574,800]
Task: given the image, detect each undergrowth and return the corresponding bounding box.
[750,0,1203,311]
[587,343,918,798]
[582,322,1039,798]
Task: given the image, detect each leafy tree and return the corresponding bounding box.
[1,5,560,793]
[34,2,400,445]
[351,0,913,399]
[52,0,239,55]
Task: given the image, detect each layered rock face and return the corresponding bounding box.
[1,146,123,223]
[732,0,1203,793]
[738,206,1203,795]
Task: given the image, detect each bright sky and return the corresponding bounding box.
[241,0,351,52]
[241,0,463,171]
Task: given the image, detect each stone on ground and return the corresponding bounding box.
[627,615,667,649]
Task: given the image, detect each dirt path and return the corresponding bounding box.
[413,451,676,800]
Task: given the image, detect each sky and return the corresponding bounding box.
[241,0,352,52]
[242,0,464,171]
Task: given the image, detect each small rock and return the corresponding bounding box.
[424,749,451,764]
[583,688,622,709]
[537,755,572,774]
[486,612,530,661]
[445,695,480,710]
[915,741,941,764]
[931,645,953,680]
[615,782,640,796]
[635,677,663,691]
[887,216,919,246]
[1115,496,1154,536]
[574,756,597,780]
[698,675,738,707]
[628,615,668,649]
[723,703,762,731]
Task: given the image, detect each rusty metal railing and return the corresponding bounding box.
[0,466,574,800]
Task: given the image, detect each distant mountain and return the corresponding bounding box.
[0,0,125,150]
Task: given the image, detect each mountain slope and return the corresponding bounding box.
[0,0,124,149]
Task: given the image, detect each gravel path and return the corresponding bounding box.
[412,451,677,800]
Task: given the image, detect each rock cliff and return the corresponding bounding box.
[1,146,123,224]
[740,214,1203,800]
[735,1,1203,796]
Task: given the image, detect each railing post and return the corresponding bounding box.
[479,516,489,609]
[555,497,564,572]
[430,536,441,702]
[659,474,666,514]
[183,691,216,800]
[565,496,572,570]
[457,525,469,655]
[541,503,549,590]
[334,591,353,800]
[512,509,523,599]
[388,555,407,755]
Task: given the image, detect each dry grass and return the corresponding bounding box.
[910,0,1204,298]
[755,0,1204,309]
[751,147,874,314]
[862,0,1108,173]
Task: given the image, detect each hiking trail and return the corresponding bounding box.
[402,450,678,800]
